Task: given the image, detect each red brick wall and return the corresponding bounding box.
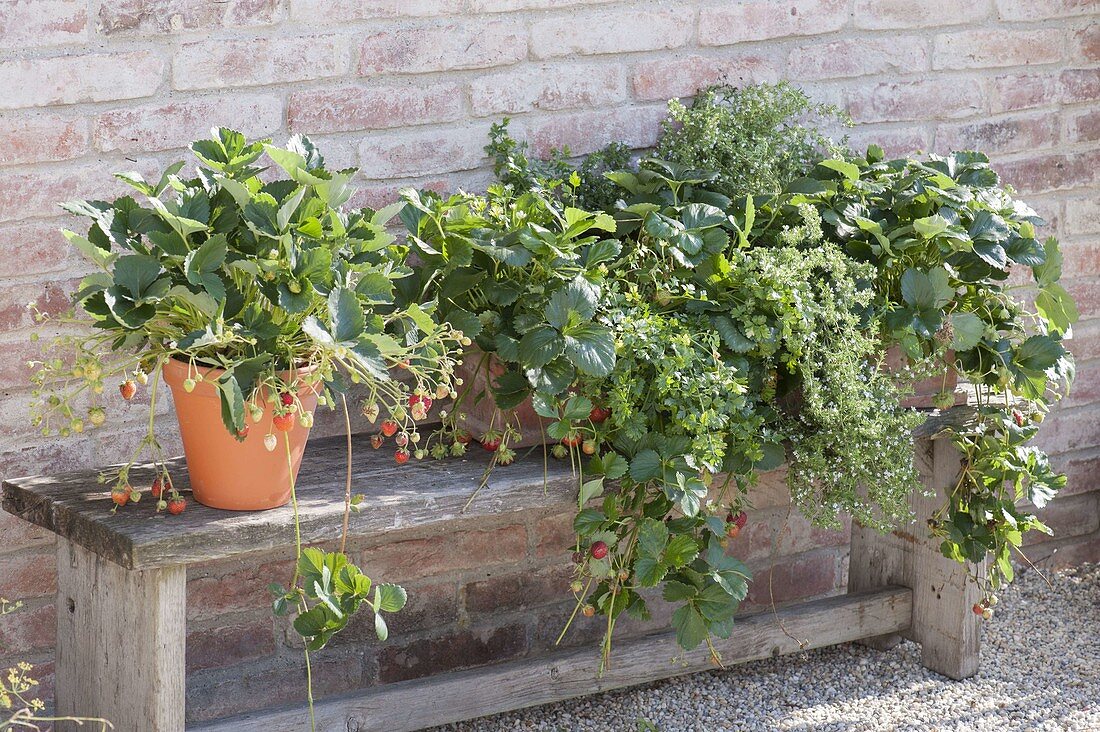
[1,0,1097,720]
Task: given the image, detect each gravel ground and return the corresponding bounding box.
[435,562,1099,732]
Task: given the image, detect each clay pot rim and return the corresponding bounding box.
[161,356,322,402]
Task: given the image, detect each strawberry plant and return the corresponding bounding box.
[27,128,462,724]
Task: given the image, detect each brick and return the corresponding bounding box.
[377,623,526,683]
[187,652,363,723]
[0,513,54,553]
[173,35,348,90]
[358,19,526,75]
[1061,68,1100,104]
[788,37,928,80]
[848,79,983,123]
[186,614,276,673]
[357,523,526,581]
[988,71,1062,113]
[1061,242,1100,284]
[0,164,126,224]
[0,550,56,600]
[846,127,931,158]
[0,278,73,329]
[738,510,850,564]
[470,63,626,118]
[531,8,692,59]
[700,0,846,46]
[1035,407,1100,455]
[0,602,55,655]
[1066,196,1100,236]
[93,94,283,154]
[521,105,664,158]
[1075,23,1100,63]
[0,218,80,281]
[935,114,1057,156]
[331,582,457,644]
[996,150,1100,194]
[1026,492,1099,546]
[464,564,572,614]
[1064,108,1100,144]
[853,0,988,29]
[99,0,280,34]
[0,0,86,50]
[288,82,464,135]
[995,0,1096,20]
[187,556,295,622]
[934,29,1064,71]
[534,511,575,559]
[0,115,88,167]
[471,0,614,9]
[0,434,94,480]
[290,0,463,20]
[358,125,489,179]
[631,53,781,102]
[1057,452,1100,497]
[0,51,163,110]
[744,550,840,607]
[531,598,608,649]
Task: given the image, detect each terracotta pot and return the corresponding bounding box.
[161,357,319,511]
[454,349,551,448]
[882,345,966,409]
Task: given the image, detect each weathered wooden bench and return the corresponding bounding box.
[2,403,983,732]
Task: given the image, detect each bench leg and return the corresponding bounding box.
[55,538,186,731]
[849,437,984,679]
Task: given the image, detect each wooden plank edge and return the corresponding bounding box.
[192,586,912,732]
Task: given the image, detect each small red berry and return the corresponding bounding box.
[280,392,294,406]
[726,524,741,539]
[380,420,399,437]
[454,429,471,445]
[273,413,295,432]
[590,541,608,560]
[370,434,384,449]
[111,487,130,506]
[119,380,137,401]
[237,425,250,439]
[1012,409,1025,428]
[394,449,410,465]
[395,432,409,447]
[167,497,186,515]
[589,406,611,423]
[732,511,747,529]
[480,433,502,452]
[409,394,433,411]
[151,476,172,498]
[561,432,582,448]
[972,603,984,616]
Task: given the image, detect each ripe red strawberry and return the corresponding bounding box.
[454,429,471,445]
[732,511,747,529]
[151,476,173,499]
[589,406,611,423]
[409,394,433,411]
[1012,409,1025,428]
[590,541,608,560]
[395,432,409,447]
[167,497,186,515]
[972,603,984,616]
[480,432,502,452]
[111,487,130,506]
[119,380,137,401]
[394,449,410,465]
[380,420,399,437]
[273,413,295,432]
[280,392,294,407]
[237,425,250,439]
[581,439,597,456]
[561,432,582,448]
[370,434,384,449]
